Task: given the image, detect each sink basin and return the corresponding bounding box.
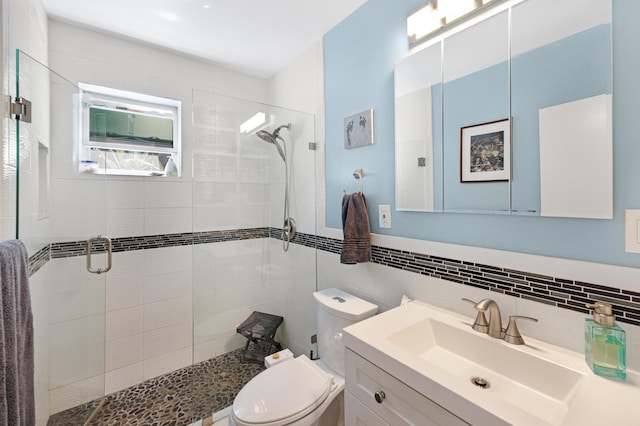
[386,317,583,425]
[341,300,640,426]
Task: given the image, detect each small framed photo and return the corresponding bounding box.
[460,119,510,182]
[344,109,374,149]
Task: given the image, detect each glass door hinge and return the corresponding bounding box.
[9,96,32,122]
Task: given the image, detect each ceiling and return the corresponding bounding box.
[42,0,368,78]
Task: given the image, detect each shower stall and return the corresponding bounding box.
[7,50,318,425]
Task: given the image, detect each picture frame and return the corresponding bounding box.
[460,118,510,182]
[344,109,374,149]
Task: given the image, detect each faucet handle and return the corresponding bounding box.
[503,315,538,345]
[461,298,489,334]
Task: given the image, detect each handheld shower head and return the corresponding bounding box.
[256,124,291,162]
[254,123,295,252]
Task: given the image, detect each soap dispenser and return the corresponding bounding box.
[585,301,626,380]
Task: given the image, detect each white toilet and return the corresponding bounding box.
[227,288,378,426]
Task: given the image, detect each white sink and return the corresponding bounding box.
[386,317,582,425]
[343,300,640,426]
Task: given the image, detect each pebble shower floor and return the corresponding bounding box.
[47,347,267,426]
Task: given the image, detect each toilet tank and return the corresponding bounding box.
[313,288,378,377]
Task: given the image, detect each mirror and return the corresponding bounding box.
[395,0,613,218]
[394,41,442,211]
[510,0,612,218]
[442,10,510,213]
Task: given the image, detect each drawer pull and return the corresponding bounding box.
[374,390,386,404]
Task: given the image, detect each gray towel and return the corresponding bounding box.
[0,240,34,426]
[341,192,372,264]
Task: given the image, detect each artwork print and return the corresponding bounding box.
[344,109,374,149]
[460,119,511,182]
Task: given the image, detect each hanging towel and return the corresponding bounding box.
[0,240,34,426]
[341,192,372,264]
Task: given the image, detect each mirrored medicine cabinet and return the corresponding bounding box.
[395,0,613,218]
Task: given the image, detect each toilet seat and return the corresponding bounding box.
[231,355,334,426]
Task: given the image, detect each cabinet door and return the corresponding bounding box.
[345,350,469,426]
[345,391,388,426]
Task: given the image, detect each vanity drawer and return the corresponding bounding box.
[345,349,469,426]
[345,391,388,426]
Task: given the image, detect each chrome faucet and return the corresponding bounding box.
[463,298,539,344]
[475,299,504,338]
[470,298,503,338]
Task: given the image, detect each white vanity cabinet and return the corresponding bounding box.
[344,349,469,426]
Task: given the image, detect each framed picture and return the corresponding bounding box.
[460,119,510,182]
[344,109,374,149]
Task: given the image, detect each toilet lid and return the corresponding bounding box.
[232,355,332,425]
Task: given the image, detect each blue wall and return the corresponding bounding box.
[324,0,640,268]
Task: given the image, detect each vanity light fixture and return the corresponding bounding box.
[407,0,501,47]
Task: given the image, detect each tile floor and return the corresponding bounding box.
[47,347,267,426]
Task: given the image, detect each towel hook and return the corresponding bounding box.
[353,169,364,193]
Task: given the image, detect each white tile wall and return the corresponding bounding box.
[144,207,193,236]
[144,181,193,209]
[48,258,106,324]
[49,375,104,415]
[51,179,108,212]
[30,262,50,426]
[49,344,105,389]
[106,307,143,341]
[143,347,192,381]
[106,269,144,312]
[105,179,145,209]
[143,296,192,332]
[143,321,192,360]
[265,239,317,356]
[105,362,144,395]
[105,334,143,371]
[49,314,105,356]
[106,208,145,238]
[143,270,192,304]
[144,246,192,275]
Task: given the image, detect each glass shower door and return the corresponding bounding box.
[190,89,317,422]
[13,49,109,424]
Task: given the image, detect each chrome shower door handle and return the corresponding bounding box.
[86,235,113,274]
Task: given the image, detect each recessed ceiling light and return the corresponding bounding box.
[202,4,211,9]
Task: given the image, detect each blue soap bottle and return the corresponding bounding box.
[585,301,626,380]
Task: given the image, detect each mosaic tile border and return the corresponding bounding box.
[28,245,50,275]
[48,228,271,259]
[367,245,640,327]
[30,229,640,326]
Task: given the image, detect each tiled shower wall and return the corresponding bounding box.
[34,232,318,414]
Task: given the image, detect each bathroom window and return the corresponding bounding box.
[79,83,182,176]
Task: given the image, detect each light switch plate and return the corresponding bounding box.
[624,209,640,253]
[379,205,391,228]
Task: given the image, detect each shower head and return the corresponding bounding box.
[256,130,285,162]
[256,124,292,162]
